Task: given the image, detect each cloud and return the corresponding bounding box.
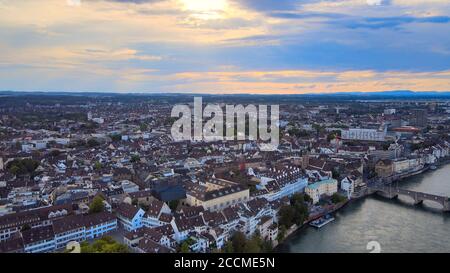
[344,15,450,29]
[232,0,300,12]
[0,0,450,93]
[104,0,166,3]
[267,11,344,19]
[163,69,450,94]
[366,0,383,6]
[67,0,81,6]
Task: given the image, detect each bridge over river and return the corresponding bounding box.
[368,185,450,212]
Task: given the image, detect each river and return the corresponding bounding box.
[277,164,450,253]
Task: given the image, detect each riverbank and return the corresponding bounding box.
[436,157,450,167]
[365,158,450,198]
[273,200,350,250]
[280,162,450,253]
[274,158,450,252]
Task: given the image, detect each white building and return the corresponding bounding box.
[52,212,117,250]
[392,158,422,174]
[84,213,118,240]
[340,177,355,199]
[305,179,338,204]
[254,167,308,201]
[22,226,56,253]
[21,143,34,152]
[142,200,172,227]
[116,203,145,231]
[341,128,386,142]
[92,117,105,124]
[121,180,139,194]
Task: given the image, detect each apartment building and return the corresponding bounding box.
[184,179,249,212]
[0,212,117,253]
[305,179,338,204]
[116,203,145,231]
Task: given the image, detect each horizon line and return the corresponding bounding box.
[2,90,450,97]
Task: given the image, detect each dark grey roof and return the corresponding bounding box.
[152,184,186,202]
[116,203,141,220]
[22,225,54,245]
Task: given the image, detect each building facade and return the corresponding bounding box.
[342,128,386,142]
[305,179,338,204]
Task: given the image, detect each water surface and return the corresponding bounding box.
[277,164,450,253]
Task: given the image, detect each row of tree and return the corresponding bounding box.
[223,231,273,253]
[331,193,347,204]
[277,193,311,240]
[79,236,128,253]
[7,158,40,176]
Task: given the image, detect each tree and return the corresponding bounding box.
[94,161,103,170]
[382,142,392,151]
[332,168,340,179]
[231,231,247,253]
[31,150,42,158]
[110,134,121,142]
[81,236,128,253]
[168,200,179,211]
[327,130,341,142]
[165,117,178,126]
[225,231,275,253]
[224,241,234,253]
[293,202,309,225]
[22,159,39,173]
[15,141,22,150]
[180,241,190,253]
[89,196,105,214]
[288,128,311,138]
[289,193,309,225]
[331,193,346,204]
[277,225,287,241]
[7,158,40,176]
[278,205,295,228]
[50,149,61,157]
[248,184,257,193]
[131,154,140,163]
[244,236,261,253]
[312,123,325,135]
[261,239,273,253]
[303,194,312,203]
[327,133,336,142]
[68,139,86,148]
[140,123,148,131]
[83,121,99,131]
[79,241,94,253]
[290,193,306,206]
[87,138,100,148]
[9,165,20,175]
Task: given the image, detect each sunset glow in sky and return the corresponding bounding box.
[0,0,450,94]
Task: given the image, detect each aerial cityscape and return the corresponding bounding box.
[1,0,450,256]
[1,92,450,254]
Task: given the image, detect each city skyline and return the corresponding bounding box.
[1,0,450,94]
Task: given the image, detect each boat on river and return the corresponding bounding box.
[309,214,335,228]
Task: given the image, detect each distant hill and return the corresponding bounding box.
[1,90,450,102]
[313,90,450,97]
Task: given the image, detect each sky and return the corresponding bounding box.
[0,0,450,94]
